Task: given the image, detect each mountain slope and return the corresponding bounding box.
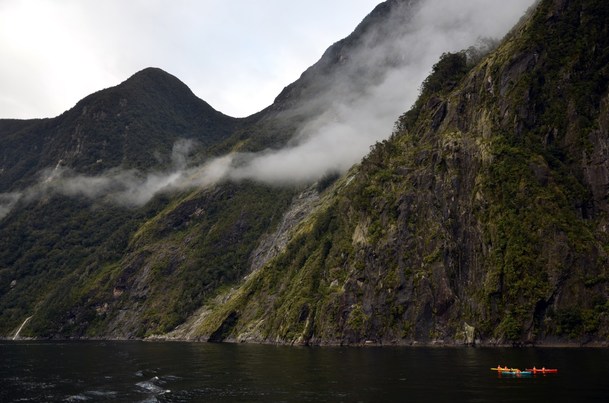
[0,0,434,339]
[271,0,420,114]
[0,67,298,338]
[217,0,423,157]
[191,0,609,346]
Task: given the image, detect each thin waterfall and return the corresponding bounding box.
[13,316,32,340]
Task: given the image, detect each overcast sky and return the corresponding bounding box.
[0,0,381,119]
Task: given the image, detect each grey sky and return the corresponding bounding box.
[0,0,379,119]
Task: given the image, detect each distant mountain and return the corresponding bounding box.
[0,68,240,192]
[271,0,419,113]
[187,0,609,346]
[218,0,424,160]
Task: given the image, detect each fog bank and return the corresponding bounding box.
[0,0,536,219]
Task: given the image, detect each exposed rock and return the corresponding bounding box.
[249,187,320,272]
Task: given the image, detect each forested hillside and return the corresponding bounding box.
[189,0,609,346]
[4,0,607,346]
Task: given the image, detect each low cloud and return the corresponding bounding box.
[212,0,536,186]
[0,193,20,220]
[0,140,207,218]
[0,0,536,219]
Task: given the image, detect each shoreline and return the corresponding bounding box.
[2,335,608,348]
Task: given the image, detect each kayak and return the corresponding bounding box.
[500,370,532,376]
[491,366,535,376]
[525,367,558,373]
[491,366,513,371]
[491,365,557,376]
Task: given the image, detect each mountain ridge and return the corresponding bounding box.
[0,67,241,192]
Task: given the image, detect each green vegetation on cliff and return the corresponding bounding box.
[0,67,298,338]
[0,182,295,338]
[194,0,609,345]
[3,0,609,346]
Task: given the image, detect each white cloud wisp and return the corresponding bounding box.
[0,0,537,220]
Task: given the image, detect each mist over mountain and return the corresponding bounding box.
[4,0,607,346]
[186,0,609,346]
[0,68,241,216]
[1,0,534,220]
[211,0,535,184]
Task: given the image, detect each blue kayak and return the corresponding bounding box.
[500,370,532,376]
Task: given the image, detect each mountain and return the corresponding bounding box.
[271,0,419,113]
[1,0,424,338]
[3,0,608,346]
[0,67,297,338]
[0,0,428,339]
[225,0,423,159]
[0,68,240,192]
[184,0,609,346]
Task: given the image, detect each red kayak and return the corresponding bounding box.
[525,367,558,373]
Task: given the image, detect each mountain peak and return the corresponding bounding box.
[271,0,419,112]
[0,66,239,189]
[118,67,193,96]
[128,66,172,79]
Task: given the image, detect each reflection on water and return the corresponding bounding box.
[1,341,608,402]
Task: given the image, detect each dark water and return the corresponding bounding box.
[1,341,609,402]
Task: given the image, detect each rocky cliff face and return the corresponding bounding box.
[192,0,609,346]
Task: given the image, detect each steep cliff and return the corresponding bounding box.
[193,0,609,346]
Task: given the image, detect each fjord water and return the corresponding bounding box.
[1,341,608,402]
